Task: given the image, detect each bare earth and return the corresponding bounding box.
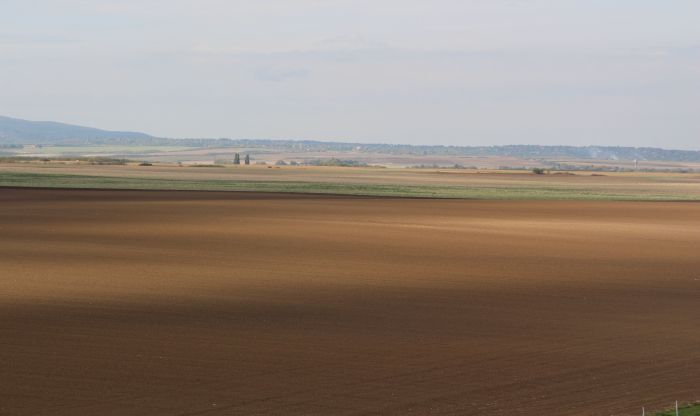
[2,188,699,415]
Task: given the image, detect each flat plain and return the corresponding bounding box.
[2,188,699,415]
[2,162,700,200]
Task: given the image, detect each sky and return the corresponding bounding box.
[1,1,699,148]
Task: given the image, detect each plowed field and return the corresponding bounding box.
[2,188,699,415]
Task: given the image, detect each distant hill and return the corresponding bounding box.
[0,115,155,144]
[2,115,700,163]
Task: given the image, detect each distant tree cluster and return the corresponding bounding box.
[304,159,368,167]
[546,163,697,173]
[0,156,128,165]
[409,164,478,169]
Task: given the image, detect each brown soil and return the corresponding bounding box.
[1,188,699,415]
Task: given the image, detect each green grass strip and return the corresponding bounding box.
[1,171,699,201]
[654,404,700,416]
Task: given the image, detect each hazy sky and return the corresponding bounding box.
[1,1,699,148]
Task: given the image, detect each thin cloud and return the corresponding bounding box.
[255,67,310,82]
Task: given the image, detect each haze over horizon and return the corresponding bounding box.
[2,1,699,149]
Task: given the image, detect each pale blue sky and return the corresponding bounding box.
[1,1,699,148]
